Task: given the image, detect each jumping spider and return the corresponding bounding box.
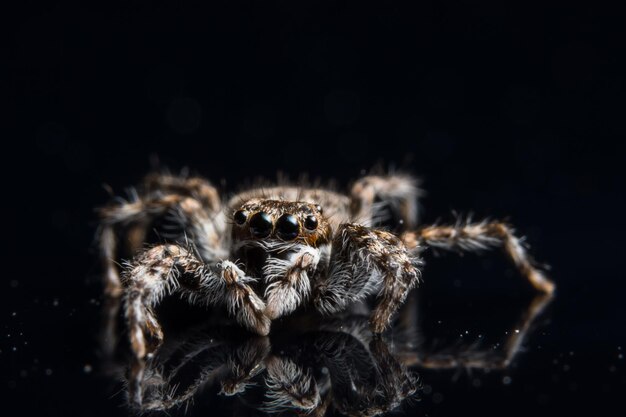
[98,172,555,359]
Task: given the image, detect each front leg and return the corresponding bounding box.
[123,244,270,358]
[314,224,422,333]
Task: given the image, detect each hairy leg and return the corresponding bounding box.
[123,244,269,358]
[314,224,422,333]
[350,174,422,230]
[262,356,320,414]
[313,325,417,417]
[98,186,224,295]
[99,225,124,296]
[142,173,221,212]
[402,219,555,294]
[368,337,419,413]
[128,336,269,410]
[402,292,553,370]
[262,244,322,320]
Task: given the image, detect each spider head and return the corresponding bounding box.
[230,199,332,247]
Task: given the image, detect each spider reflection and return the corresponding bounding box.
[126,317,418,416]
[100,292,552,416]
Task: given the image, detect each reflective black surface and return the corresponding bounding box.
[100,289,554,416]
[5,1,625,416]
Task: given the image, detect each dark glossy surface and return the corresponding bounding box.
[250,212,274,238]
[5,1,625,416]
[235,210,249,226]
[276,214,300,240]
[305,215,319,231]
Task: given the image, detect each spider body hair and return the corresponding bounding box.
[98,171,554,359]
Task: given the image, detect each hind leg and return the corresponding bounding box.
[350,174,422,230]
[402,219,555,294]
[97,175,222,296]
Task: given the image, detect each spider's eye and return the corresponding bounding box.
[304,215,318,231]
[249,212,272,238]
[276,214,300,240]
[315,204,323,214]
[234,210,248,225]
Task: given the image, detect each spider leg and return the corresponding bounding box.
[402,219,555,294]
[350,174,422,229]
[220,336,271,396]
[314,224,422,333]
[262,356,320,414]
[367,337,419,415]
[262,244,321,320]
[128,334,230,410]
[98,194,193,295]
[98,185,224,296]
[142,173,222,212]
[402,292,553,370]
[314,324,416,417]
[98,224,125,297]
[124,244,269,358]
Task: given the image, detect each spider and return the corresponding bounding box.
[97,172,555,359]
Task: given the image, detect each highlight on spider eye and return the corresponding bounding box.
[249,211,273,238]
[234,209,248,225]
[304,214,318,230]
[276,213,300,240]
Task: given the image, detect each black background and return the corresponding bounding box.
[4,1,625,416]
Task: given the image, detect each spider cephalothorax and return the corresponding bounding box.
[97,172,554,359]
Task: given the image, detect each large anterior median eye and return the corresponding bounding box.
[276,214,300,240]
[249,212,273,238]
